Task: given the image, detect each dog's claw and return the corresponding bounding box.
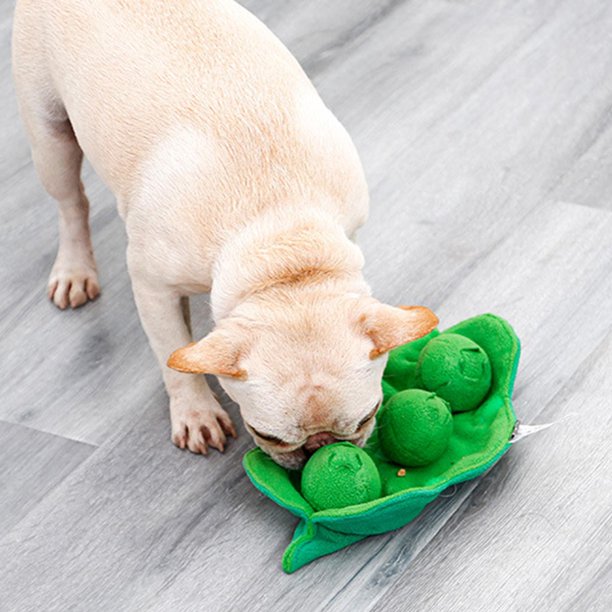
[172,427,188,450]
[207,421,227,452]
[218,412,238,439]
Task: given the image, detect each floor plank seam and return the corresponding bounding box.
[0,418,99,450]
[551,198,612,215]
[302,0,404,76]
[316,535,393,612]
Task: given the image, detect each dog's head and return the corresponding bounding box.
[167,294,437,469]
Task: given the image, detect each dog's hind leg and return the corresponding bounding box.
[32,118,100,309]
[13,12,100,309]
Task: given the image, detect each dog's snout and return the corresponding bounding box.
[304,432,337,454]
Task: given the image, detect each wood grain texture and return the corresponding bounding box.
[553,124,612,210]
[2,0,612,610]
[0,420,95,536]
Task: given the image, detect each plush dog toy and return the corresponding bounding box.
[378,389,453,468]
[243,313,520,572]
[301,443,382,511]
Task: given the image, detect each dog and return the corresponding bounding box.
[12,0,437,468]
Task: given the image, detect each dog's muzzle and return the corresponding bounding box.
[303,432,337,456]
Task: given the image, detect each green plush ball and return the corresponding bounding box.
[416,333,492,412]
[378,389,453,466]
[301,443,381,511]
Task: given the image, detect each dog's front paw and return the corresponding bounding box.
[170,396,237,455]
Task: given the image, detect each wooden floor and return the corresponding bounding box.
[1,0,611,610]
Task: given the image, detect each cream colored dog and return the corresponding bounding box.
[12,0,437,468]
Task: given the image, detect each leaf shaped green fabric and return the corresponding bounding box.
[243,314,520,572]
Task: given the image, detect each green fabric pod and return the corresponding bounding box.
[243,313,520,573]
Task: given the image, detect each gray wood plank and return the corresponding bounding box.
[0,420,95,536]
[553,120,612,210]
[240,0,403,76]
[0,395,257,612]
[344,0,612,308]
[378,331,612,612]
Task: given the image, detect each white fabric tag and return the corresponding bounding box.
[509,420,555,443]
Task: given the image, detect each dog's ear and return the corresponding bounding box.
[167,322,248,379]
[358,303,438,359]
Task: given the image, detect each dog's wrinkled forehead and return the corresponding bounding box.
[232,313,386,432]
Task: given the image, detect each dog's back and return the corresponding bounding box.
[13,0,368,237]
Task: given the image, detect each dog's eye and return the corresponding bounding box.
[356,399,382,430]
[248,425,284,444]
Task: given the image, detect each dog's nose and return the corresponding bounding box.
[304,432,337,454]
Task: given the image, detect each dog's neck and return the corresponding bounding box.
[211,207,371,321]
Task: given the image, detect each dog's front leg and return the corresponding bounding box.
[129,276,237,454]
